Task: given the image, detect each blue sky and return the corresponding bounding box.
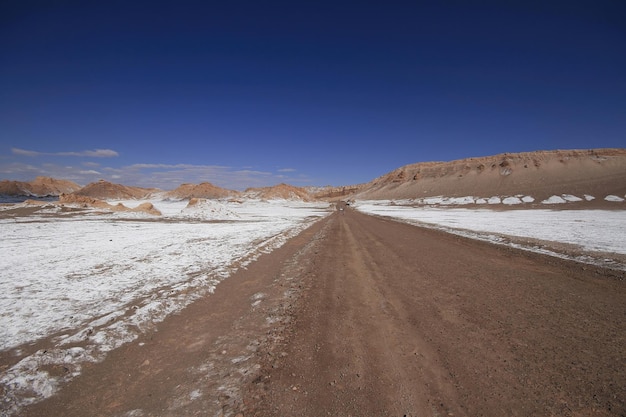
[1,1,625,190]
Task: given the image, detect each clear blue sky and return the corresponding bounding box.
[1,1,625,189]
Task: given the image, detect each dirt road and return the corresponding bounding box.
[16,208,625,416]
[245,208,625,417]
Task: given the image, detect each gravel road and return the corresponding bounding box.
[246,208,625,417]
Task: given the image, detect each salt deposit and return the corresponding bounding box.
[355,201,626,265]
[0,199,330,414]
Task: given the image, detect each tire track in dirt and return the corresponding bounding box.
[336,213,461,416]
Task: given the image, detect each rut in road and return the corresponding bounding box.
[247,208,625,417]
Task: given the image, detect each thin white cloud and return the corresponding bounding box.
[277,168,296,172]
[78,149,118,157]
[127,163,229,170]
[11,148,41,157]
[12,148,119,158]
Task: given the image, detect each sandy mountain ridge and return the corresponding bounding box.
[0,176,81,197]
[2,149,625,207]
[356,148,626,203]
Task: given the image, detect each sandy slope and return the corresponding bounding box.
[356,148,626,202]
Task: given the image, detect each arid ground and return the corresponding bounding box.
[15,207,625,417]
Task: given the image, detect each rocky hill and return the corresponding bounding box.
[165,182,238,200]
[0,176,81,197]
[72,180,157,200]
[243,183,313,201]
[354,148,626,202]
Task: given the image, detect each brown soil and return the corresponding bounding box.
[14,209,626,417]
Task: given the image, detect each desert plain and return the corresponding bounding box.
[1,148,625,416]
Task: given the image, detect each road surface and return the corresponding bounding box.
[245,208,625,417]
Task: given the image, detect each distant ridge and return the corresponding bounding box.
[0,176,80,197]
[307,184,366,200]
[243,183,312,201]
[354,148,626,202]
[165,182,238,200]
[3,149,624,204]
